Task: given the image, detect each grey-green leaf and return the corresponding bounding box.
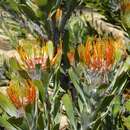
[62,94,76,130]
[0,116,17,130]
[0,93,17,117]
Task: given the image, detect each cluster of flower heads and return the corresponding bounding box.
[78,36,126,72]
[17,39,62,71]
[7,79,36,109]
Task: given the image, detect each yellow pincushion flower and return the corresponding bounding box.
[17,38,62,71]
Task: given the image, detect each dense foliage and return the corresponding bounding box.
[0,0,130,130]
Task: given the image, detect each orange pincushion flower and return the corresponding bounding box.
[7,80,36,109]
[78,36,125,71]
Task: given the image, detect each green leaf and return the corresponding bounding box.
[18,70,30,79]
[68,68,89,112]
[33,80,45,102]
[96,94,114,113]
[112,96,120,117]
[8,117,23,126]
[26,1,45,18]
[0,116,17,130]
[52,94,61,119]
[93,94,115,122]
[62,93,76,130]
[53,123,60,130]
[41,71,50,88]
[37,112,44,129]
[115,49,122,62]
[33,0,48,6]
[123,116,130,129]
[19,4,37,21]
[125,100,130,111]
[124,56,130,71]
[108,71,128,95]
[92,94,115,130]
[35,64,41,74]
[0,93,17,117]
[122,12,130,28]
[9,58,21,70]
[46,40,54,61]
[50,0,62,15]
[6,0,19,12]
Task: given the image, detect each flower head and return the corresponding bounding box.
[78,36,126,72]
[7,79,36,109]
[17,39,62,71]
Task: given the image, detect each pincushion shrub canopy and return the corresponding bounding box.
[0,0,130,130]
